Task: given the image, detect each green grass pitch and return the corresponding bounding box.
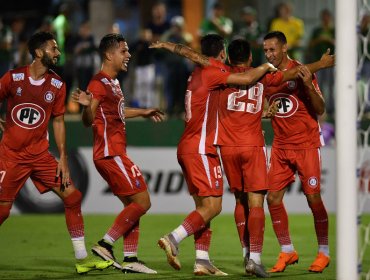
[0,213,369,280]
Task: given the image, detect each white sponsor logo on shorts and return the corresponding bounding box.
[308,177,318,188]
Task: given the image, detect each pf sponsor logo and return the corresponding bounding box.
[269,93,298,118]
[11,103,46,129]
[308,176,318,188]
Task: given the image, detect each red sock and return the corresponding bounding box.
[248,207,265,253]
[268,203,292,246]
[234,202,249,248]
[182,210,206,235]
[124,221,139,256]
[309,200,329,246]
[63,190,84,238]
[194,224,212,251]
[107,203,146,241]
[0,204,12,225]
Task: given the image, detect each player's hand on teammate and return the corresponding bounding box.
[56,155,71,191]
[142,108,165,122]
[298,65,313,87]
[263,100,280,118]
[319,48,335,68]
[71,88,92,107]
[0,117,5,132]
[265,62,278,72]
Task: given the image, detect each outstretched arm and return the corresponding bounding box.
[150,41,210,66]
[226,63,277,85]
[125,107,165,122]
[281,48,335,82]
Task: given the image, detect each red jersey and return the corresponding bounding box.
[0,66,66,162]
[213,65,284,147]
[88,71,126,160]
[177,59,230,155]
[266,59,324,149]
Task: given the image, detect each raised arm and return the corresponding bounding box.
[150,41,210,66]
[281,48,335,82]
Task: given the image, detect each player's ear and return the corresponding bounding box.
[35,48,43,58]
[282,43,288,54]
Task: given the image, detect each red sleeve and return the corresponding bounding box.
[87,80,106,102]
[0,72,12,102]
[262,71,284,87]
[202,66,230,89]
[52,82,66,117]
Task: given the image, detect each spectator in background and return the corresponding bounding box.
[199,2,233,40]
[146,1,171,43]
[146,1,171,115]
[233,6,264,67]
[130,29,157,108]
[0,18,13,76]
[359,10,370,82]
[307,9,335,117]
[74,21,96,94]
[162,16,193,117]
[269,2,304,60]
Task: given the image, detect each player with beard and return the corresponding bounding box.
[0,31,113,274]
[72,33,163,274]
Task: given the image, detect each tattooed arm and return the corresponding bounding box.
[149,41,210,66]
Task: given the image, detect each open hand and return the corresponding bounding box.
[71,88,92,107]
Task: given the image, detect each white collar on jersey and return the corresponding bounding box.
[28,76,46,86]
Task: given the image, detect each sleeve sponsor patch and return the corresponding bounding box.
[12,73,25,81]
[51,78,63,89]
[100,78,110,85]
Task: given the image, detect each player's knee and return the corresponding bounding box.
[0,202,12,225]
[306,193,322,206]
[63,190,82,208]
[266,192,281,205]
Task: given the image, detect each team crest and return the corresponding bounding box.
[12,73,24,81]
[16,87,22,96]
[51,78,63,89]
[308,176,318,188]
[44,91,55,102]
[269,93,299,118]
[118,97,125,122]
[287,80,297,90]
[11,103,46,129]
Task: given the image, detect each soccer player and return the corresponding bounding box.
[263,31,330,273]
[71,33,163,274]
[151,34,277,276]
[150,37,334,278]
[0,31,113,274]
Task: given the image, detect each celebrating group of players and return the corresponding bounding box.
[0,28,333,277]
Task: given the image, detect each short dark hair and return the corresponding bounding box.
[200,34,225,58]
[228,39,251,65]
[28,31,55,58]
[99,33,126,60]
[263,31,287,44]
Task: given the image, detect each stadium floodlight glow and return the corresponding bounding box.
[335,0,358,279]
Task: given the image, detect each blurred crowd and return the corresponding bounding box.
[0,1,369,121]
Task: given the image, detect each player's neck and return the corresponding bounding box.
[278,56,290,70]
[101,64,118,80]
[29,61,48,80]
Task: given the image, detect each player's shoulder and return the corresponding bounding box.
[7,66,28,82]
[46,69,65,90]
